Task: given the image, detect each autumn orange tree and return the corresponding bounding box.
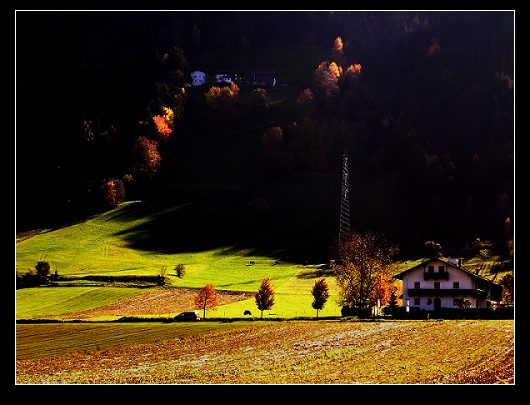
[297,88,316,116]
[373,272,393,315]
[261,126,284,155]
[332,231,399,312]
[255,277,275,319]
[195,283,219,319]
[152,113,172,144]
[311,277,330,318]
[131,136,161,182]
[312,61,341,110]
[100,178,126,208]
[374,272,392,304]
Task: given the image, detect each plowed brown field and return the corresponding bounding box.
[65,288,254,319]
[16,320,514,384]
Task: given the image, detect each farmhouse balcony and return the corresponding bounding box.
[423,271,449,281]
[407,288,486,299]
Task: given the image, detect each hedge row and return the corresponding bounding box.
[390,306,514,320]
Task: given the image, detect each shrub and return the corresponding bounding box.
[175,263,186,278]
[35,261,51,277]
[248,88,270,109]
[341,306,372,318]
[18,268,47,289]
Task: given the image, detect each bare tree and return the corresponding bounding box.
[332,231,399,312]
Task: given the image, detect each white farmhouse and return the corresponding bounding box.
[190,71,206,86]
[394,257,503,311]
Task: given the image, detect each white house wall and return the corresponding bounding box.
[190,71,206,86]
[401,259,486,311]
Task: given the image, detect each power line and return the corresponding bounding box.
[339,147,350,246]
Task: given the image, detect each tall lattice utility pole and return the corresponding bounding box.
[339,148,350,246]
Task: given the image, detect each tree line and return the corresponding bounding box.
[193,275,331,319]
[257,18,512,253]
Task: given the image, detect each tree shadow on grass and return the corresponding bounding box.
[295,264,334,279]
[112,189,246,254]
[109,185,339,264]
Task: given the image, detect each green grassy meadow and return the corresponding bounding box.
[16,194,345,320]
[14,192,492,321]
[15,287,146,319]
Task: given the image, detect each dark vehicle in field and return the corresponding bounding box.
[174,311,201,321]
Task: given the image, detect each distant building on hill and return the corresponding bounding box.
[213,69,244,83]
[251,70,277,87]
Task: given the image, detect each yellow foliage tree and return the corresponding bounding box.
[173,84,189,121]
[331,36,346,68]
[205,83,239,110]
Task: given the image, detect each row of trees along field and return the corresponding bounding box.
[16,11,513,256]
[20,244,515,314]
[18,228,515,312]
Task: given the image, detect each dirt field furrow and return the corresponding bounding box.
[16,320,514,384]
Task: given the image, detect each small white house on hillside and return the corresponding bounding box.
[214,70,244,83]
[394,257,503,311]
[190,71,206,86]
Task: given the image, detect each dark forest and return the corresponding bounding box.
[15,11,514,258]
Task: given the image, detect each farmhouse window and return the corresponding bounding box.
[414,298,420,305]
[414,282,421,289]
[438,265,445,273]
[428,266,435,273]
[434,282,440,289]
[453,282,459,289]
